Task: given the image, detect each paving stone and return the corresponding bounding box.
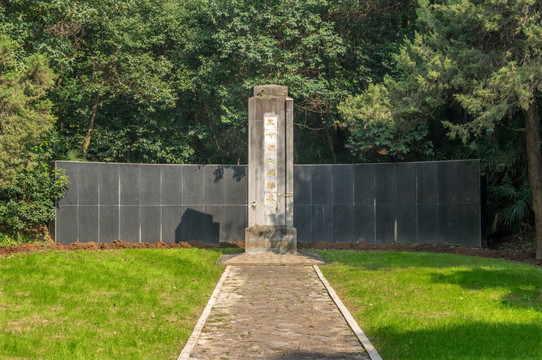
[188,266,370,360]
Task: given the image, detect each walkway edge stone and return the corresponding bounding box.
[313,265,383,360]
[177,265,232,360]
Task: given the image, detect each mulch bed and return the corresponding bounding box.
[1,239,540,268]
[299,241,542,268]
[0,239,226,256]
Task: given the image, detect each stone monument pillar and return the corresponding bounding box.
[245,85,297,253]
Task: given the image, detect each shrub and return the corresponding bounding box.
[0,162,67,241]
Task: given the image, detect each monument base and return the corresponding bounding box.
[245,226,297,253]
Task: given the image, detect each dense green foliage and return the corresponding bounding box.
[0,0,416,165]
[0,0,541,248]
[0,34,67,239]
[341,0,542,164]
[0,161,67,239]
[0,34,56,183]
[319,250,542,360]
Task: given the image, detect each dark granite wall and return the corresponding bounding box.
[52,160,482,247]
[293,161,482,247]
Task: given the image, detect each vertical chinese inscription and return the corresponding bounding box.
[245,85,296,253]
[264,115,278,221]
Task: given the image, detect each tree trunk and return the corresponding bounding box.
[206,115,224,163]
[319,114,336,163]
[56,76,63,130]
[524,99,542,260]
[82,92,100,153]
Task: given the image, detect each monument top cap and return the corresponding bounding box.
[253,84,288,97]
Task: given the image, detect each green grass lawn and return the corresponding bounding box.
[318,250,542,360]
[2,248,541,360]
[0,248,226,360]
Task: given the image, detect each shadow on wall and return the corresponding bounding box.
[176,208,220,245]
[212,165,247,182]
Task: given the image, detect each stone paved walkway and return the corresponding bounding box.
[187,265,370,360]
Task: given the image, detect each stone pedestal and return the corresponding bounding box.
[245,85,297,253]
[245,226,297,253]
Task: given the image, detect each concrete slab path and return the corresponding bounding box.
[218,252,325,266]
[180,265,378,360]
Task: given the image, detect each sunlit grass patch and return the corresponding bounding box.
[0,248,226,359]
[318,250,542,360]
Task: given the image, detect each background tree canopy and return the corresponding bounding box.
[0,0,541,258]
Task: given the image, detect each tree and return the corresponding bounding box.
[48,1,180,157]
[175,0,349,163]
[178,0,420,164]
[1,0,189,162]
[340,0,542,259]
[0,34,56,185]
[0,34,67,239]
[1,0,419,165]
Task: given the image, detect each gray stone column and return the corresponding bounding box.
[245,85,297,253]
